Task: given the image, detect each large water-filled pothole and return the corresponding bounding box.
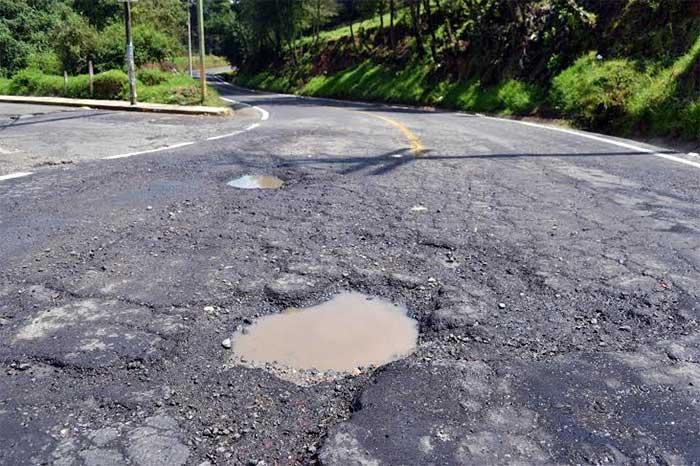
[227,175,283,189]
[229,292,418,381]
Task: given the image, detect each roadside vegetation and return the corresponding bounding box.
[219,0,700,141]
[1,68,221,106]
[0,0,226,106]
[173,54,230,73]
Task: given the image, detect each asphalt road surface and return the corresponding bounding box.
[1,75,699,466]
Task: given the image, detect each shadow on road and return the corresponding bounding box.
[0,111,112,131]
[276,148,678,175]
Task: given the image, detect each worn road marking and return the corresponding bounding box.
[0,171,33,181]
[363,112,426,156]
[481,116,700,170]
[206,131,244,141]
[0,146,17,155]
[102,141,195,160]
[218,95,269,122]
[213,77,270,121]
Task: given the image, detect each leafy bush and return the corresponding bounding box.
[3,68,220,106]
[138,74,221,106]
[0,77,11,94]
[550,53,645,129]
[25,51,62,75]
[51,9,98,73]
[9,69,64,96]
[679,100,700,139]
[496,80,542,115]
[137,68,170,86]
[0,22,30,75]
[94,22,181,72]
[92,70,128,99]
[65,74,91,98]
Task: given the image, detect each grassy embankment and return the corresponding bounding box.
[231,6,700,140]
[0,68,222,107]
[173,54,231,73]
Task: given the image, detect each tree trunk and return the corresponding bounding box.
[389,0,396,50]
[410,0,424,56]
[314,0,321,47]
[348,0,357,51]
[379,0,385,31]
[444,0,457,52]
[423,0,438,62]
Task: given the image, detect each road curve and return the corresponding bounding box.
[0,75,698,465]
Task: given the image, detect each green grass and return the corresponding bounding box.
[550,53,644,130]
[550,35,700,137]
[627,34,700,138]
[173,55,230,72]
[237,59,542,116]
[138,74,222,106]
[236,3,700,140]
[2,69,222,106]
[299,12,395,45]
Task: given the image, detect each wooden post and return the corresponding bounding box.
[63,71,68,96]
[88,61,94,97]
[187,1,193,77]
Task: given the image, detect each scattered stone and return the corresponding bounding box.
[618,325,632,332]
[264,273,315,299]
[16,362,31,371]
[428,305,478,330]
[204,306,215,312]
[498,303,506,309]
[221,339,232,349]
[388,273,423,289]
[590,318,598,325]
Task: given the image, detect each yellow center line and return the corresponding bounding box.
[361,112,426,156]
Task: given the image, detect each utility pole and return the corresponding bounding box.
[123,0,137,105]
[197,0,206,102]
[186,0,193,77]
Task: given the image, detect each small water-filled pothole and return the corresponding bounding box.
[229,292,418,378]
[227,175,283,189]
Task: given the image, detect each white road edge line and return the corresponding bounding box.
[206,131,244,141]
[0,171,33,181]
[212,77,700,170]
[212,77,269,121]
[480,116,700,170]
[246,123,260,131]
[102,141,195,160]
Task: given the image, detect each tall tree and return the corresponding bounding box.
[389,0,396,50]
[423,0,438,61]
[409,0,424,56]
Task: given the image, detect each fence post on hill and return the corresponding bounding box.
[88,61,94,97]
[187,0,194,77]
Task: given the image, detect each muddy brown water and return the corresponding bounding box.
[231,292,418,373]
[227,175,283,189]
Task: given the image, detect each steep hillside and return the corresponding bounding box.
[229,0,700,140]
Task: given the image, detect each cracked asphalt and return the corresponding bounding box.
[1,75,699,465]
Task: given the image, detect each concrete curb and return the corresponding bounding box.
[0,95,231,116]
